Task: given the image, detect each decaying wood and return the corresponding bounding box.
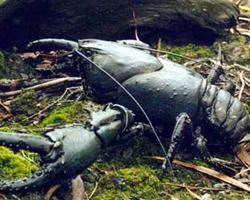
[0,77,81,98]
[0,0,239,49]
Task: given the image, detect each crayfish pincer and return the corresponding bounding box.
[27,38,250,167]
[0,104,142,193]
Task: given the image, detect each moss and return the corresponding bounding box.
[0,126,11,132]
[40,100,101,127]
[243,103,250,114]
[161,43,214,64]
[0,146,37,179]
[82,135,250,200]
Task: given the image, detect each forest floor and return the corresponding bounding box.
[0,31,250,200]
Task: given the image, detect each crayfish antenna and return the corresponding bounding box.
[27,38,78,51]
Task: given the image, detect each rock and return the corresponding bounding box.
[0,0,239,49]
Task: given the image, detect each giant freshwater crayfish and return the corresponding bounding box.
[0,38,249,193]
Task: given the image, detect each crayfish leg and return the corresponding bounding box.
[162,112,193,169]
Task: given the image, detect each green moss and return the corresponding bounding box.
[243,103,250,114]
[40,100,101,127]
[161,43,214,64]
[0,146,37,179]
[0,0,6,5]
[0,126,11,132]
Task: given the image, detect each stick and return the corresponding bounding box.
[164,182,222,191]
[0,77,81,98]
[28,86,82,120]
[234,64,250,73]
[238,71,246,100]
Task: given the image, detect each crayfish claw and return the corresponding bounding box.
[27,38,78,51]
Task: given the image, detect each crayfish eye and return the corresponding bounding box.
[85,50,93,57]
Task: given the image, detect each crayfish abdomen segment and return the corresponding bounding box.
[201,80,250,144]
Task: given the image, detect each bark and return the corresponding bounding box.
[0,0,239,49]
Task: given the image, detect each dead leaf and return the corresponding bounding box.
[45,185,60,200]
[235,143,250,168]
[72,175,88,200]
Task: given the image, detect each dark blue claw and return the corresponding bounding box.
[27,38,78,51]
[0,104,135,194]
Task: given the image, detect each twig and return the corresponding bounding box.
[156,38,162,57]
[238,71,246,100]
[88,182,99,199]
[234,168,250,178]
[235,0,243,6]
[28,86,82,120]
[0,193,7,200]
[132,0,140,41]
[0,101,11,113]
[164,182,223,191]
[10,195,21,200]
[0,77,81,98]
[234,63,250,73]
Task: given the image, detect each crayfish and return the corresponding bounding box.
[0,38,249,193]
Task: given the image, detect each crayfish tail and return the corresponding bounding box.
[27,38,78,51]
[201,82,250,144]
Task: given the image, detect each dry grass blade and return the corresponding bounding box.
[185,187,206,200]
[89,182,99,199]
[144,156,250,192]
[164,182,222,191]
[238,71,246,100]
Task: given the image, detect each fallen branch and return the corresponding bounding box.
[144,156,250,192]
[0,77,81,98]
